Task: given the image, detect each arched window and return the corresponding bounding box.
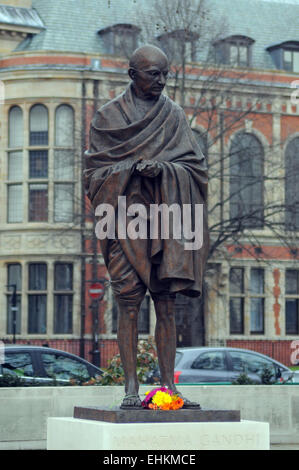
[7,106,24,223]
[229,132,264,228]
[54,105,75,223]
[55,104,74,147]
[29,105,49,222]
[29,104,48,146]
[9,106,23,148]
[285,137,299,230]
[8,107,23,181]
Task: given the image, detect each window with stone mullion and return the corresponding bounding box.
[7,106,24,223]
[285,137,299,230]
[28,104,49,223]
[229,267,265,335]
[285,270,299,335]
[53,263,73,334]
[28,263,47,334]
[229,132,264,229]
[229,267,245,334]
[54,105,75,223]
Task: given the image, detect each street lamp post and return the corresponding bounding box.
[6,284,17,344]
[88,279,106,367]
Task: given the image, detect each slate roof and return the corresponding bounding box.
[0,3,44,29]
[11,0,299,70]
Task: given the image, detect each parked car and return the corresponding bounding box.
[146,347,297,385]
[0,345,103,385]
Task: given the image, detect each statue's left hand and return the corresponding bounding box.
[136,160,162,178]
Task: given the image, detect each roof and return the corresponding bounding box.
[0,3,44,29]
[12,0,299,70]
[207,0,299,68]
[17,0,148,53]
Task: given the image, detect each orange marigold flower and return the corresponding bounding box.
[149,403,158,410]
[161,403,171,410]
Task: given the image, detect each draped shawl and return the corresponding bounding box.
[84,84,209,297]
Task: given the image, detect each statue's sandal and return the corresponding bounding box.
[120,394,143,410]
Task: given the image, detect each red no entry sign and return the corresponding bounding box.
[89,282,105,300]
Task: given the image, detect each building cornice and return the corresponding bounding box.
[0,52,297,87]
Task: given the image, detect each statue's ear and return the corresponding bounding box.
[128,68,136,81]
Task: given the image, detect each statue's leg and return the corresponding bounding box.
[153,293,201,408]
[153,294,177,392]
[117,301,142,407]
[107,238,147,408]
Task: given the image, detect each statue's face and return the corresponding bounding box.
[130,54,169,100]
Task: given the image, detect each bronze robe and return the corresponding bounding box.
[84,84,209,298]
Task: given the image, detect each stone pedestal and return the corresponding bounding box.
[73,406,240,423]
[47,407,270,450]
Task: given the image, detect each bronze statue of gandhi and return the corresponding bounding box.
[84,45,209,409]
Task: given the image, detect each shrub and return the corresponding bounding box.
[260,366,275,385]
[0,374,25,387]
[97,336,159,386]
[0,337,159,387]
[232,373,255,385]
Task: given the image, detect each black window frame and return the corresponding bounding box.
[98,24,141,57]
[53,263,74,334]
[29,104,48,147]
[6,263,22,335]
[267,41,299,72]
[214,35,254,67]
[249,268,265,335]
[157,29,199,64]
[229,131,264,229]
[285,269,299,335]
[229,268,245,334]
[28,262,47,334]
[285,137,299,231]
[229,267,265,336]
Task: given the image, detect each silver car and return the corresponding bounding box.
[173,347,296,384]
[0,345,103,385]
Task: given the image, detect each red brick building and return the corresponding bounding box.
[0,0,299,367]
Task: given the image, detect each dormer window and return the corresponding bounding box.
[283,48,299,73]
[98,24,140,57]
[157,30,199,64]
[214,35,254,67]
[267,41,299,73]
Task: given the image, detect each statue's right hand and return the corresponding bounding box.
[136,160,162,178]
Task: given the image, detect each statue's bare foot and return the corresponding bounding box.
[120,394,142,409]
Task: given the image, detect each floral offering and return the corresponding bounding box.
[141,387,184,410]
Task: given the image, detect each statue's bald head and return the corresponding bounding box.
[129,44,169,71]
[128,44,169,100]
